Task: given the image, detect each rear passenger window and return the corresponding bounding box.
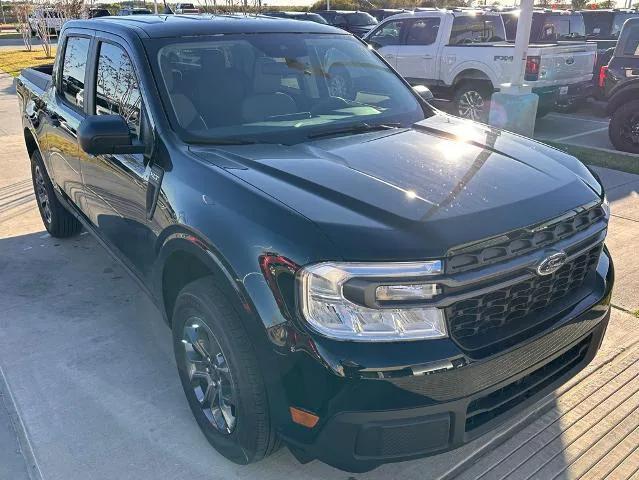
[405,18,440,45]
[623,25,639,56]
[61,36,90,108]
[95,42,142,139]
[449,16,505,45]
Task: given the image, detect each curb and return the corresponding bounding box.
[0,363,44,480]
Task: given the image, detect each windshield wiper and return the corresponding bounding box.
[307,122,402,140]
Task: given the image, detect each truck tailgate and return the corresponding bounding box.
[535,43,596,85]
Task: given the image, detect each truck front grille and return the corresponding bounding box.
[446,204,605,274]
[446,243,603,356]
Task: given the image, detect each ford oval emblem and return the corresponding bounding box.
[566,57,575,65]
[537,252,568,276]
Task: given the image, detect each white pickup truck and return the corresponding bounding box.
[363,9,597,120]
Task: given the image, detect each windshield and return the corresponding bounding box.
[150,33,428,145]
[346,12,378,26]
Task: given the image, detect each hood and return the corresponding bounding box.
[192,114,603,261]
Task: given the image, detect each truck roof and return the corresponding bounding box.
[66,13,342,38]
[388,9,502,20]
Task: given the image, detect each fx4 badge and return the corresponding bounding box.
[537,252,568,276]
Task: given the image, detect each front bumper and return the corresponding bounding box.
[277,249,613,472]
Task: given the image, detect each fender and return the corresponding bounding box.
[606,83,639,115]
[447,61,498,89]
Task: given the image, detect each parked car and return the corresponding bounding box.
[501,9,586,42]
[88,8,111,18]
[175,3,199,14]
[368,8,408,22]
[28,9,64,36]
[17,14,613,474]
[364,9,597,121]
[262,11,328,24]
[316,10,378,37]
[603,17,639,153]
[582,8,639,49]
[117,7,152,15]
[501,10,589,111]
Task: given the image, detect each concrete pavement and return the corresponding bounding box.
[0,73,638,479]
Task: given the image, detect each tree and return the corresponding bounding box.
[571,0,589,9]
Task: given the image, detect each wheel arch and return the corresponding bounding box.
[450,66,496,90]
[155,229,254,330]
[23,127,40,159]
[607,86,639,116]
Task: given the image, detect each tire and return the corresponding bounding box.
[30,150,82,238]
[609,100,639,154]
[453,81,493,123]
[172,277,279,465]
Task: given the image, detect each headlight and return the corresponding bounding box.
[297,261,447,341]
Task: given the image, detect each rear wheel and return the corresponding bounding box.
[172,277,279,465]
[609,100,639,154]
[453,82,493,123]
[30,150,82,238]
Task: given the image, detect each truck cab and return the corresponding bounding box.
[364,9,596,121]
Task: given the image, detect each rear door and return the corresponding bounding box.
[395,16,442,84]
[366,18,406,67]
[45,31,92,206]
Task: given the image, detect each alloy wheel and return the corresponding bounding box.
[34,165,52,225]
[182,317,237,434]
[458,90,485,121]
[621,112,639,146]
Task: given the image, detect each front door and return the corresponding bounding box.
[80,38,158,277]
[395,17,442,84]
[366,19,406,68]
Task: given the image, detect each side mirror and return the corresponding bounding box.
[413,84,434,103]
[78,115,145,155]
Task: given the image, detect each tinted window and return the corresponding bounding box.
[368,19,404,46]
[613,13,638,38]
[449,15,505,44]
[531,14,585,41]
[405,18,440,45]
[583,11,614,37]
[61,36,90,108]
[95,43,142,138]
[345,12,377,26]
[502,13,518,41]
[622,24,639,56]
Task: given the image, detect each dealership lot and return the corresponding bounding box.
[1,65,638,480]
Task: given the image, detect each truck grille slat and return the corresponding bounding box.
[447,204,605,274]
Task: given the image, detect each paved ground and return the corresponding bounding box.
[0,73,638,480]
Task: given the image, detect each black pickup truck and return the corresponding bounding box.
[17,14,613,473]
[603,17,639,153]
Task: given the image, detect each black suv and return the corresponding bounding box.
[17,15,613,473]
[582,9,639,45]
[502,9,586,42]
[316,10,378,37]
[604,17,639,153]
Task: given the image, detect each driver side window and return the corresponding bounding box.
[95,42,142,140]
[369,20,404,47]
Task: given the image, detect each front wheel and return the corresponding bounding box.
[453,82,493,123]
[172,277,279,465]
[609,100,639,154]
